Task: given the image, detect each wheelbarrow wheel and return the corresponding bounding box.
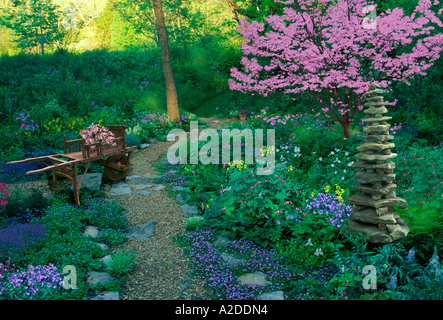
[104,154,131,181]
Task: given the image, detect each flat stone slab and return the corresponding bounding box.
[87,271,113,286]
[348,218,410,244]
[152,184,165,191]
[140,143,150,149]
[180,204,198,215]
[256,291,284,300]
[127,221,156,240]
[136,190,152,195]
[81,173,102,191]
[125,175,140,181]
[90,292,120,300]
[100,255,113,266]
[143,173,161,179]
[221,253,244,267]
[109,186,132,196]
[347,193,407,208]
[135,184,153,190]
[97,243,109,252]
[70,173,102,191]
[83,226,102,238]
[238,272,270,286]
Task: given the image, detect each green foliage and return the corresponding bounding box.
[185,216,204,231]
[97,228,127,246]
[0,0,66,54]
[104,249,137,278]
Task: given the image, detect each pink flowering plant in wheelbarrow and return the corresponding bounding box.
[79,124,117,150]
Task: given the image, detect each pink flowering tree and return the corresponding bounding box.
[229,0,443,139]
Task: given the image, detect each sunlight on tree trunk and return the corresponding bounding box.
[152,0,180,123]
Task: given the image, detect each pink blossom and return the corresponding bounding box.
[230,0,443,139]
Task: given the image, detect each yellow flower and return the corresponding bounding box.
[311,191,315,197]
[324,185,330,193]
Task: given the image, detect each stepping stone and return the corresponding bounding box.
[100,255,113,266]
[143,173,161,179]
[135,184,153,190]
[238,272,270,286]
[90,292,120,300]
[152,184,165,191]
[136,190,152,195]
[176,194,184,202]
[256,291,284,300]
[180,204,198,215]
[97,243,110,252]
[213,236,230,247]
[126,175,140,181]
[221,253,244,267]
[87,271,113,286]
[112,181,129,187]
[81,173,102,191]
[140,143,150,149]
[83,226,102,238]
[109,185,132,196]
[127,221,156,240]
[70,173,102,191]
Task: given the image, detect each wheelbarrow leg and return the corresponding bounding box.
[53,171,58,188]
[72,164,81,206]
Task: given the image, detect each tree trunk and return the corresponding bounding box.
[341,119,351,140]
[152,0,180,123]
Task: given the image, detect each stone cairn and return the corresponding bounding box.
[346,84,410,244]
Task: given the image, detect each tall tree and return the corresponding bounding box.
[153,0,180,122]
[229,0,443,139]
[0,0,66,55]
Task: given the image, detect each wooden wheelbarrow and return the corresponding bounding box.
[7,125,137,205]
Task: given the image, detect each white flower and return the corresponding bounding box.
[314,248,323,256]
[345,152,349,156]
[319,157,322,161]
[331,164,335,167]
[305,239,313,246]
[343,169,346,173]
[348,161,354,167]
[334,171,338,174]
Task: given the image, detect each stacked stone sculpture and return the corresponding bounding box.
[346,84,410,244]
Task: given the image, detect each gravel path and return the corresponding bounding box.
[102,140,211,300]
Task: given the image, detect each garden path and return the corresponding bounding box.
[102,139,211,300]
[103,116,260,299]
